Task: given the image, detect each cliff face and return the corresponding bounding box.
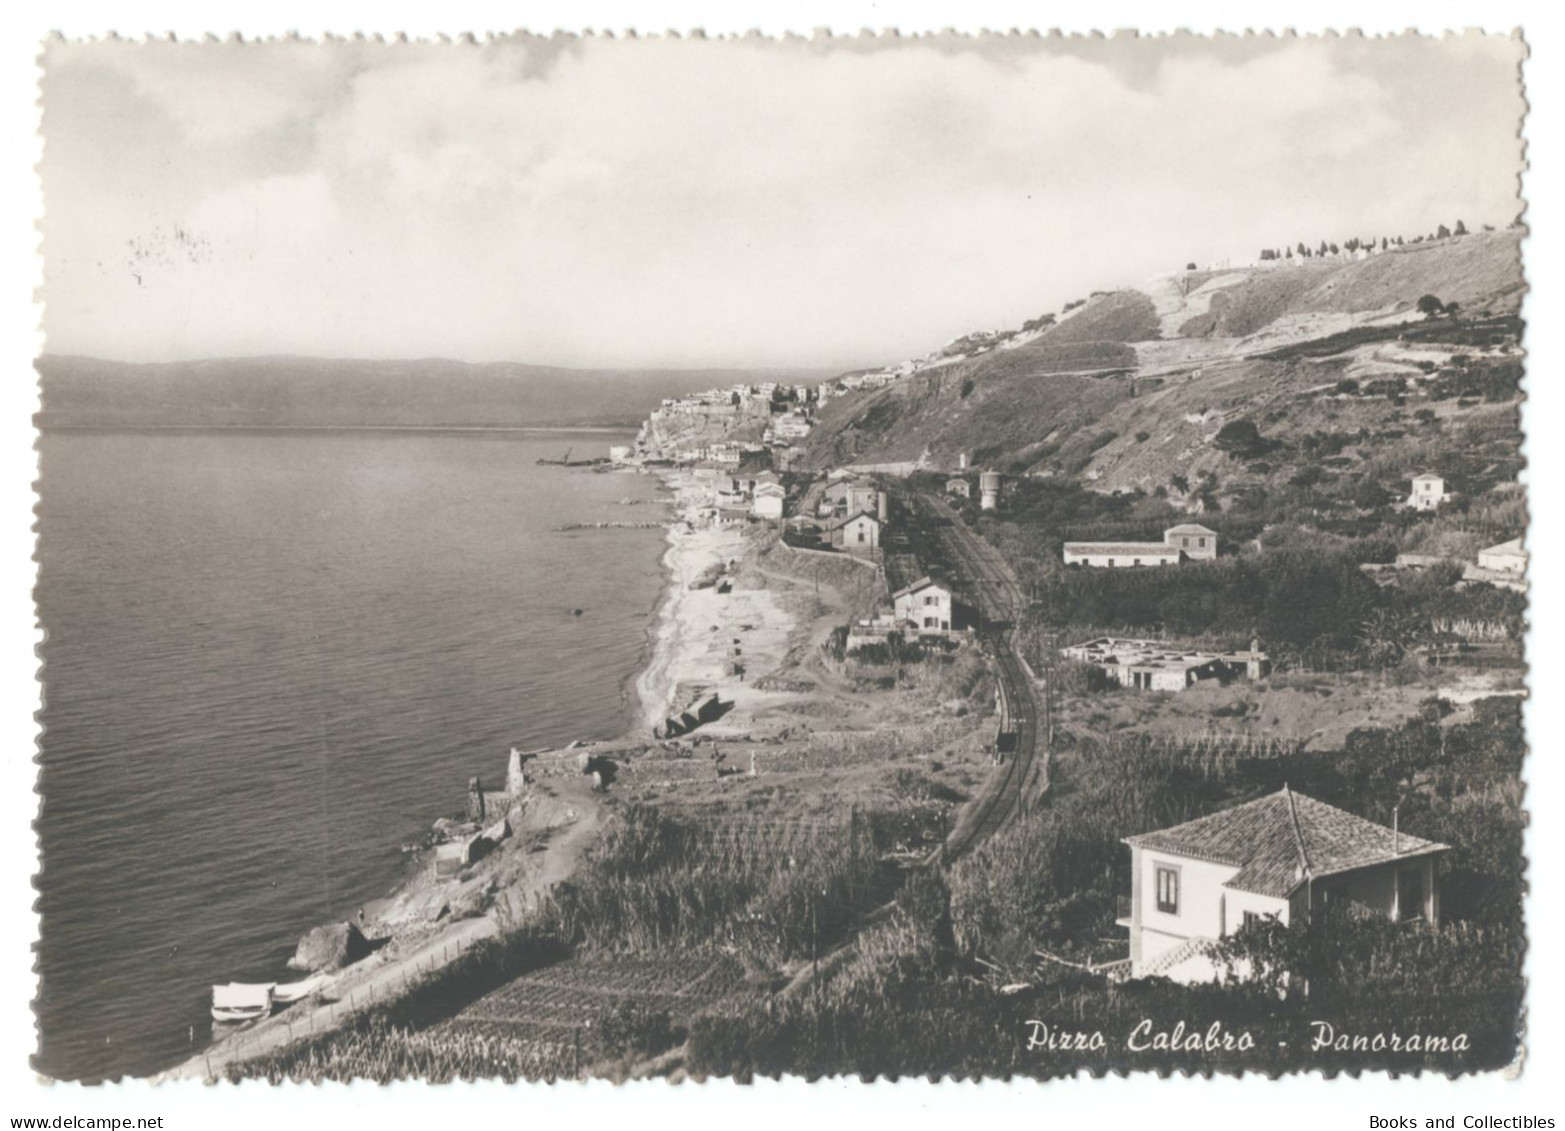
[798,230,1525,499]
[641,399,773,453]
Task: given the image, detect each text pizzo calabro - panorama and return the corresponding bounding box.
[1024,1020,1474,1054]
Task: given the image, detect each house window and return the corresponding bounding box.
[1198,537,1207,548]
[1155,866,1180,915]
[857,528,865,544]
[1242,911,1262,930]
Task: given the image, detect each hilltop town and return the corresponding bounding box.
[203,221,1527,1083]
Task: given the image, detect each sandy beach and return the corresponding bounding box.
[634,471,802,737]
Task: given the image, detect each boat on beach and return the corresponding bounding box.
[210,982,274,1023]
[272,974,330,1005]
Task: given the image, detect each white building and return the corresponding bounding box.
[1477,538,1527,573]
[1121,788,1446,982]
[1061,637,1268,691]
[1063,542,1182,568]
[830,510,881,554]
[751,481,785,521]
[1409,473,1447,512]
[1063,524,1218,568]
[1162,523,1218,561]
[893,577,953,634]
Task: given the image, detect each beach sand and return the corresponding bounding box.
[635,471,802,736]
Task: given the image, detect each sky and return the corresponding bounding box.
[38,32,1527,369]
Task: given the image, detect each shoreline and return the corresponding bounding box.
[163,465,673,1081]
[168,463,802,1080]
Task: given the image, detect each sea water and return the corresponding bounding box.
[32,429,668,1080]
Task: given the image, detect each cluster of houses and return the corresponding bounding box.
[1061,636,1270,692]
[1062,523,1218,568]
[690,466,788,525]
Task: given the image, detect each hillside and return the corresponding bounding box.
[35,355,833,431]
[801,229,1525,505]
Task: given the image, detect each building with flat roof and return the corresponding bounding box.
[1061,637,1268,691]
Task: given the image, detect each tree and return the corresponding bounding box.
[1437,223,1452,239]
[1454,219,1468,236]
[1213,418,1267,458]
[1416,294,1446,318]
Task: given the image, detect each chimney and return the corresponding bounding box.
[878,491,889,521]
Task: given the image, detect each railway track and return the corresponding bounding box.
[909,490,1044,860]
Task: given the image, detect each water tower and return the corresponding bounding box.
[979,471,1001,510]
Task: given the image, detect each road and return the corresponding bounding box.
[908,489,1046,859]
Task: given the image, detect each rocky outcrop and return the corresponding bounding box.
[287,920,374,972]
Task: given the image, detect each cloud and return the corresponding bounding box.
[40,34,1526,367]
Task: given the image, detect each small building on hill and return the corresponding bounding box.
[1121,787,1447,982]
[946,477,971,498]
[893,576,953,634]
[1408,473,1447,512]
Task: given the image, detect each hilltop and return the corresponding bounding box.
[800,229,1525,501]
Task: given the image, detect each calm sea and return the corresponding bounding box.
[33,429,668,1080]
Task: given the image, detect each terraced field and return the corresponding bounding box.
[431,954,755,1050]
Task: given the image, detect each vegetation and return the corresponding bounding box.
[684,701,1525,1078]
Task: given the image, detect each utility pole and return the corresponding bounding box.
[811,894,819,980]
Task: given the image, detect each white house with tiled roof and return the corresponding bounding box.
[1119,788,1447,982]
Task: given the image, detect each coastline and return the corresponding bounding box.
[165,464,670,1081]
[170,462,799,1080]
[631,470,801,737]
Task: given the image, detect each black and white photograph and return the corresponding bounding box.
[11,13,1553,1112]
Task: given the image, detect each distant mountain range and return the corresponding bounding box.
[35,355,837,431]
